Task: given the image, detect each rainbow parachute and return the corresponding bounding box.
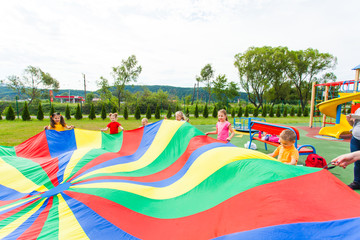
[1,120,360,239]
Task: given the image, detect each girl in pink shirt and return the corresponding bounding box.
[205,109,235,142]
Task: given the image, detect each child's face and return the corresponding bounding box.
[280,138,295,148]
[142,120,148,126]
[110,115,117,122]
[218,112,226,122]
[175,113,182,121]
[52,115,61,123]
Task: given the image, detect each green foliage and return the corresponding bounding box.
[203,104,209,118]
[167,105,172,119]
[253,108,258,117]
[262,105,267,117]
[123,106,129,120]
[303,107,309,117]
[22,102,31,121]
[6,105,15,120]
[112,105,117,114]
[146,104,151,119]
[101,104,107,120]
[155,104,160,119]
[135,105,141,120]
[65,104,71,120]
[244,106,249,117]
[283,106,288,117]
[269,106,274,117]
[185,107,190,118]
[89,103,96,120]
[290,107,295,116]
[49,105,55,117]
[237,106,243,117]
[297,107,302,117]
[194,104,199,118]
[75,104,82,120]
[231,108,235,118]
[276,106,281,117]
[175,104,179,113]
[37,102,44,120]
[212,105,217,118]
[0,111,2,120]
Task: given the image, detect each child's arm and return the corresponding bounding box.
[226,125,235,141]
[101,127,109,132]
[66,125,74,129]
[205,129,218,135]
[287,158,297,165]
[268,146,280,157]
[120,126,124,131]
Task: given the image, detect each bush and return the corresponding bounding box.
[303,107,309,117]
[135,105,141,120]
[37,102,44,120]
[290,107,295,116]
[237,106,243,117]
[185,107,190,118]
[231,108,235,118]
[0,111,2,120]
[269,106,274,117]
[253,108,259,117]
[49,105,55,117]
[123,106,129,120]
[283,106,288,117]
[175,105,179,113]
[244,106,249,117]
[194,104,199,118]
[276,106,281,117]
[22,102,31,121]
[155,104,160,119]
[167,105,172,119]
[212,105,217,118]
[65,104,71,120]
[203,104,209,118]
[146,104,151,119]
[6,105,15,120]
[75,104,82,120]
[262,105,267,117]
[89,103,96,120]
[112,105,117,114]
[297,107,302,117]
[100,104,106,120]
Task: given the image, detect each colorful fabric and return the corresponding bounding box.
[1,120,360,239]
[273,145,299,164]
[48,123,67,131]
[216,121,231,141]
[107,121,121,134]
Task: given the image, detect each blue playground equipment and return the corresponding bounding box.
[233,117,266,132]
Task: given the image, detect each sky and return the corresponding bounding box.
[0,0,359,91]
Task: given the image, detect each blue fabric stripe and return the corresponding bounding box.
[45,130,77,158]
[214,217,360,240]
[72,120,162,181]
[61,193,139,240]
[0,197,41,215]
[3,198,49,240]
[0,184,28,201]
[56,151,73,184]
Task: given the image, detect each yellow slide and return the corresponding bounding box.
[317,92,360,138]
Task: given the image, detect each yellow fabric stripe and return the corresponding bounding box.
[58,194,89,240]
[72,147,275,199]
[0,199,45,239]
[62,148,92,182]
[0,157,48,193]
[75,120,185,181]
[74,129,102,150]
[0,196,39,212]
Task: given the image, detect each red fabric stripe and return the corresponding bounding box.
[15,131,51,159]
[0,198,39,221]
[65,170,360,240]
[74,136,219,184]
[39,158,60,187]
[17,197,53,240]
[68,127,144,182]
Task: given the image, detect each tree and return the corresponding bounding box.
[212,105,217,118]
[101,104,107,120]
[89,103,96,120]
[123,106,129,120]
[5,66,59,106]
[6,105,15,120]
[253,108,258,117]
[167,105,172,119]
[283,106,288,117]
[290,107,295,117]
[237,106,243,117]
[111,55,142,111]
[155,104,160,119]
[135,105,141,120]
[146,104,152,119]
[212,74,239,106]
[49,105,55,117]
[37,102,44,120]
[97,76,118,107]
[194,104,199,118]
[175,104,179,113]
[22,102,31,121]
[262,105,267,117]
[303,107,309,117]
[244,106,249,117]
[75,104,82,120]
[112,105,117,114]
[0,111,2,120]
[203,104,209,118]
[65,104,71,120]
[196,64,214,103]
[269,106,274,117]
[86,92,95,103]
[297,107,302,117]
[276,106,281,117]
[231,108,236,118]
[185,107,190,118]
[287,48,337,110]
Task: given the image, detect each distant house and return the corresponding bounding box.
[55,96,85,103]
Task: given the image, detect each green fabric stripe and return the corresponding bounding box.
[70,159,320,218]
[0,198,43,229]
[0,146,16,157]
[64,149,109,183]
[1,156,54,189]
[73,123,204,182]
[101,132,123,152]
[38,196,59,240]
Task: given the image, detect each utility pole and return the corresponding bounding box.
[82,73,87,101]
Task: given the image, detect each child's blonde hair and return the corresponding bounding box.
[175,111,186,121]
[218,109,228,121]
[280,129,296,142]
[109,113,118,118]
